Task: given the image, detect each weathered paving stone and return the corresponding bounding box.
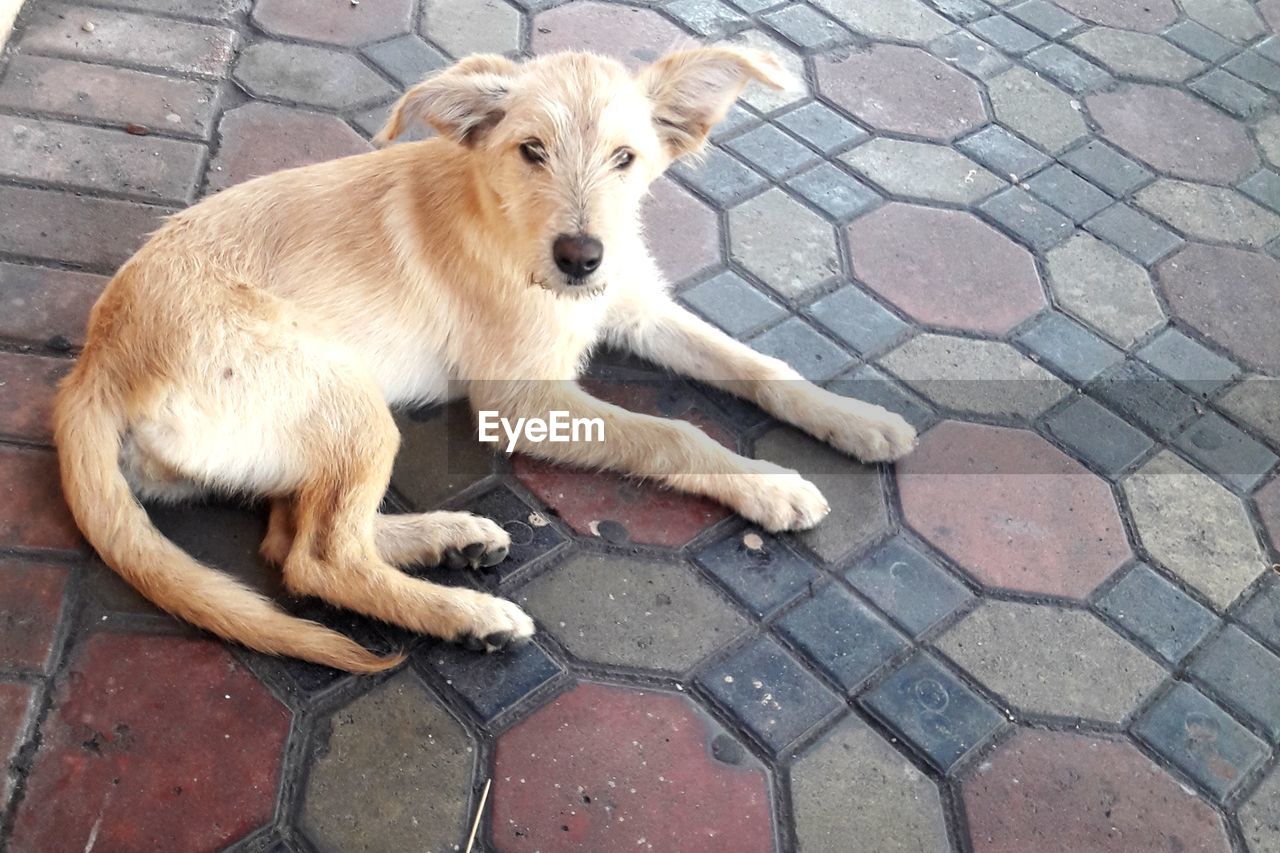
[1007,0,1082,36]
[1190,626,1280,740]
[1070,27,1205,82]
[361,36,447,88]
[1256,113,1280,169]
[680,270,787,336]
[665,0,749,38]
[1136,180,1280,248]
[1133,681,1268,800]
[418,638,561,722]
[234,41,396,111]
[726,124,817,179]
[0,54,219,140]
[1190,70,1271,120]
[1085,204,1183,266]
[697,635,843,754]
[979,187,1075,251]
[0,185,171,270]
[754,426,889,564]
[1043,395,1155,477]
[1136,327,1240,397]
[492,682,773,851]
[841,137,1004,204]
[106,0,239,19]
[1060,139,1153,197]
[303,672,473,853]
[970,15,1044,55]
[786,162,881,220]
[955,125,1051,180]
[730,188,839,299]
[939,600,1163,722]
[393,400,493,511]
[460,485,568,584]
[0,682,34,804]
[761,4,845,49]
[1218,377,1280,450]
[861,651,1003,770]
[0,559,69,674]
[847,204,1043,335]
[1051,0,1177,32]
[1181,0,1265,43]
[987,66,1088,154]
[641,176,720,286]
[1024,165,1113,223]
[898,421,1130,598]
[804,285,907,356]
[1088,84,1259,185]
[694,529,821,617]
[671,146,768,207]
[1123,450,1268,608]
[1240,765,1280,853]
[963,729,1231,852]
[532,1,684,69]
[775,101,867,154]
[775,583,907,691]
[0,352,71,443]
[1026,44,1112,95]
[11,634,288,852]
[1225,52,1280,95]
[0,446,82,552]
[933,0,995,24]
[254,0,411,45]
[1239,573,1280,653]
[880,335,1069,420]
[1015,311,1124,383]
[1156,243,1280,374]
[845,535,973,636]
[1164,20,1238,63]
[791,715,949,853]
[720,29,809,112]
[518,553,748,673]
[423,0,522,57]
[828,365,937,431]
[928,28,1013,79]
[812,0,954,44]
[1097,563,1217,664]
[1088,359,1200,438]
[815,45,986,142]
[0,262,102,350]
[1239,169,1280,213]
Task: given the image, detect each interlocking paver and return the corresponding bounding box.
[671,146,768,207]
[0,446,82,552]
[1181,0,1266,43]
[726,124,818,179]
[845,535,973,636]
[1023,44,1112,95]
[1071,28,1206,83]
[254,0,412,46]
[774,101,867,154]
[1189,625,1280,740]
[1239,168,1280,213]
[361,36,447,88]
[729,188,840,299]
[1051,0,1177,32]
[641,176,720,286]
[841,137,1004,204]
[1163,20,1239,63]
[955,124,1051,180]
[1006,0,1082,36]
[0,683,34,805]
[1241,766,1280,853]
[1256,113,1280,168]
[1015,311,1124,383]
[531,1,684,69]
[928,28,1014,79]
[461,485,568,583]
[1190,69,1271,120]
[393,401,494,511]
[932,0,995,24]
[723,29,809,112]
[1085,203,1184,266]
[0,185,171,270]
[0,352,71,443]
[419,638,561,723]
[1218,377,1280,451]
[1024,165,1113,223]
[680,270,787,336]
[1225,52,1280,95]
[786,162,881,220]
[978,186,1075,251]
[761,4,845,49]
[1043,395,1155,477]
[969,15,1045,55]
[665,0,749,38]
[828,364,937,431]
[423,0,522,58]
[987,66,1088,154]
[1135,326,1241,397]
[775,583,907,691]
[813,0,954,44]
[0,559,69,674]
[804,285,908,356]
[234,41,396,111]
[1058,139,1153,197]
[1088,359,1200,438]
[694,529,821,617]
[1097,563,1217,664]
[1136,179,1280,248]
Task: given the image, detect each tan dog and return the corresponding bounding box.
[53,47,916,672]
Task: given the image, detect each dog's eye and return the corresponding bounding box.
[613,148,635,170]
[520,141,547,166]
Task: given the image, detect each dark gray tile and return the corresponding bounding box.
[417,638,561,722]
[969,15,1044,55]
[462,486,569,584]
[1006,0,1082,37]
[1097,564,1217,664]
[1175,413,1278,493]
[1085,204,1183,266]
[1258,36,1280,66]
[762,4,845,49]
[1164,20,1238,63]
[711,103,761,141]
[1016,311,1124,383]
[726,124,819,179]
[826,365,936,432]
[671,146,769,206]
[804,285,907,356]
[750,316,855,381]
[1190,70,1270,119]
[957,125,1051,180]
[1024,44,1110,94]
[1189,626,1280,741]
[1024,164,1114,224]
[787,162,881,220]
[361,36,447,89]
[1238,574,1280,655]
[665,0,750,38]
[775,101,868,154]
[680,270,788,336]
[1225,52,1280,95]
[979,187,1074,251]
[1043,395,1155,477]
[1088,359,1201,439]
[1136,327,1240,397]
[693,530,821,617]
[928,28,1014,79]
[775,583,908,692]
[845,536,973,636]
[1060,139,1153,197]
[932,0,994,24]
[1239,169,1280,214]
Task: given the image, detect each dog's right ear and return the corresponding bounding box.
[374,55,520,147]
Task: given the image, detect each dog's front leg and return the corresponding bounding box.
[606,295,917,462]
[470,380,830,532]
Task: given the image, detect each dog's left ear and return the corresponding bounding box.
[375,55,520,147]
[639,46,796,159]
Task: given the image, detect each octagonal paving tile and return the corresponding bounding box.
[207,102,371,193]
[898,421,1131,599]
[1069,28,1206,83]
[1241,764,1280,853]
[729,188,840,300]
[963,729,1230,853]
[1182,0,1266,43]
[1156,243,1280,375]
[840,138,1004,205]
[791,714,949,853]
[492,681,773,852]
[531,1,684,69]
[987,66,1088,154]
[423,0,522,58]
[815,44,986,142]
[879,334,1069,421]
[1050,0,1178,32]
[393,400,495,511]
[234,41,396,111]
[517,552,748,673]
[1045,233,1166,348]
[812,0,954,44]
[847,203,1042,335]
[1123,450,1268,608]
[252,0,411,46]
[10,633,289,852]
[937,600,1164,723]
[642,176,720,286]
[1135,180,1280,248]
[302,672,474,853]
[1087,84,1259,185]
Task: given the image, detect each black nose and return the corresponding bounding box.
[552,233,604,280]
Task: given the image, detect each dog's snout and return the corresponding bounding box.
[552,234,603,280]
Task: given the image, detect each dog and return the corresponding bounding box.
[53,46,917,672]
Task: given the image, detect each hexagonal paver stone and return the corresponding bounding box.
[252,0,411,46]
[791,715,949,853]
[987,66,1087,154]
[1051,0,1177,32]
[517,553,748,673]
[754,426,889,564]
[423,0,521,58]
[1135,180,1280,248]
[392,400,494,511]
[899,421,1131,598]
[642,176,719,286]
[1156,244,1280,374]
[532,1,684,69]
[234,41,396,111]
[963,729,1230,853]
[730,188,839,299]
[816,45,985,142]
[1087,85,1258,185]
[848,204,1042,335]
[303,672,473,853]
[1219,376,1280,450]
[1045,233,1165,348]
[492,682,772,852]
[879,335,1069,420]
[841,138,1004,204]
[812,0,953,44]
[11,633,289,852]
[938,601,1164,722]
[1241,764,1280,853]
[1182,0,1265,42]
[207,102,370,193]
[1123,450,1268,608]
[1069,28,1205,82]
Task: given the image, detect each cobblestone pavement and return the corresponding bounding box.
[1,0,1280,849]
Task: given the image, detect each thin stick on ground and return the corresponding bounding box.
[465,778,492,853]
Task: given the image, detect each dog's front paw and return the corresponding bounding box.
[819,401,917,463]
[729,464,830,532]
[453,593,535,652]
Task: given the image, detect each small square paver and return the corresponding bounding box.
[1085,204,1183,266]
[762,4,845,49]
[1096,563,1217,664]
[418,638,561,722]
[928,28,1013,79]
[1188,625,1280,741]
[1005,0,1081,37]
[826,365,936,432]
[1164,20,1238,63]
[1238,574,1280,655]
[750,316,855,381]
[775,101,868,154]
[845,535,973,636]
[979,187,1074,251]
[1024,44,1111,94]
[775,583,908,692]
[787,162,881,220]
[680,270,787,336]
[1190,70,1270,119]
[711,103,760,141]
[463,485,568,584]
[956,125,1051,181]
[693,529,821,617]
[360,35,446,88]
[1225,53,1280,95]
[1134,681,1269,801]
[1136,327,1241,397]
[1060,139,1153,198]
[1176,413,1279,493]
[804,285,907,356]
[861,652,1003,770]
[1239,170,1280,214]
[969,15,1044,55]
[665,0,749,38]
[1258,36,1280,65]
[1024,164,1114,224]
[933,0,994,24]
[1016,311,1125,384]
[1089,359,1201,439]
[671,147,768,206]
[1042,395,1155,478]
[726,124,819,179]
[697,635,843,754]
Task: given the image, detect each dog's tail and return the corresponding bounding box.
[53,371,404,674]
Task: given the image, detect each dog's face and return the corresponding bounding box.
[377,48,793,296]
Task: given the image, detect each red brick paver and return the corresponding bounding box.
[0,263,106,349]
[252,0,413,47]
[642,176,721,287]
[207,102,371,193]
[0,446,82,552]
[1053,0,1178,31]
[532,1,685,68]
[0,352,71,443]
[0,560,70,673]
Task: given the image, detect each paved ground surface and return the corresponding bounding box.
[1,0,1280,850]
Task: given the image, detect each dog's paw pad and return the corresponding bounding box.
[479,543,509,568]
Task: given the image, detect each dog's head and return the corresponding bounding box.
[376,47,795,296]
